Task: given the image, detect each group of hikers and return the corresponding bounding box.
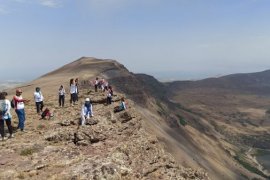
[0,89,30,141]
[0,76,127,141]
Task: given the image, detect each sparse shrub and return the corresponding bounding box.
[177,114,187,126]
[234,153,268,178]
[179,118,187,127]
[45,102,54,106]
[156,101,165,112]
[17,172,25,179]
[266,109,270,114]
[156,101,169,116]
[157,110,162,116]
[20,148,35,156]
[37,124,46,130]
[255,149,270,156]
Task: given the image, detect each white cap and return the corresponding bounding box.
[85,98,90,102]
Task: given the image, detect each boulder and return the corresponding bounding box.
[86,119,98,125]
[61,119,71,126]
[118,111,136,123]
[45,129,73,143]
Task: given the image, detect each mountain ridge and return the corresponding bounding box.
[3,57,270,179]
[1,57,210,180]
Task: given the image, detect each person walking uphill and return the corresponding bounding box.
[13,89,29,132]
[0,92,13,140]
[34,87,44,114]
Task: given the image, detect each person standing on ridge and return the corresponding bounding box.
[70,79,77,106]
[100,78,105,91]
[13,89,29,132]
[106,87,112,105]
[104,80,109,91]
[75,78,79,102]
[108,86,113,96]
[94,77,99,92]
[58,85,65,107]
[34,87,44,114]
[0,92,13,140]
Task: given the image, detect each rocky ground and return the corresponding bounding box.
[0,87,208,180]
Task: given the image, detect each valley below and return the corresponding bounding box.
[167,82,270,179]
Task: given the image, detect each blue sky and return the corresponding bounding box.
[1,0,270,81]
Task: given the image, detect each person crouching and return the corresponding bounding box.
[114,97,126,113]
[81,98,93,126]
[40,108,53,120]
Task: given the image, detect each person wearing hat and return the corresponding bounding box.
[34,87,44,114]
[13,89,29,132]
[80,98,93,126]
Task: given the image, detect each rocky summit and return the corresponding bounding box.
[0,77,208,179]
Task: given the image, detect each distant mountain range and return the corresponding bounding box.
[167,69,270,95]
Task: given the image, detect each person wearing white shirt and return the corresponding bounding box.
[81,98,93,125]
[13,89,29,132]
[0,92,13,140]
[34,87,44,114]
[70,79,77,106]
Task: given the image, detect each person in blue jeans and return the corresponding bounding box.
[13,89,29,132]
[81,98,93,125]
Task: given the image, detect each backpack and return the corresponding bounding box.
[0,100,6,116]
[10,99,15,109]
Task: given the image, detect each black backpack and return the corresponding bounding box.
[10,99,15,109]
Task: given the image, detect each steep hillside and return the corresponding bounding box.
[165,70,270,179]
[1,57,208,180]
[60,59,267,179]
[107,74,268,179]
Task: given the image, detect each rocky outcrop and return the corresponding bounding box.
[41,92,209,179]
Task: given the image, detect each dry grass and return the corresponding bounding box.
[237,107,266,119]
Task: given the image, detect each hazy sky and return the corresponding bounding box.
[1,0,270,81]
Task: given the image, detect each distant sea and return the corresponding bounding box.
[0,81,24,91]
